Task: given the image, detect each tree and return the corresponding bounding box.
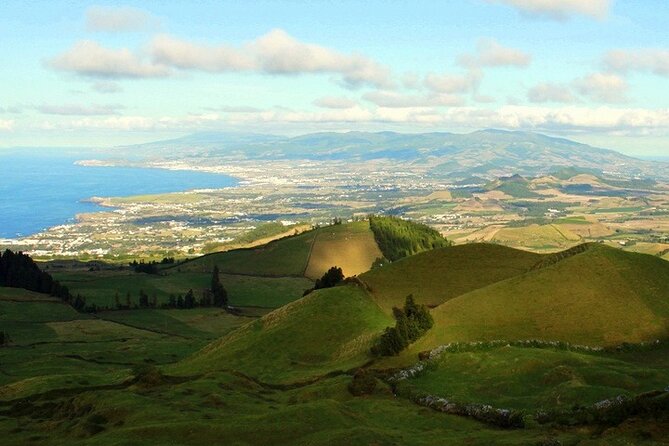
[314,266,344,290]
[184,289,195,309]
[138,289,149,308]
[371,295,433,357]
[211,265,228,307]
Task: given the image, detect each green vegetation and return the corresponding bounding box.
[361,243,541,312]
[174,229,317,276]
[1,223,668,445]
[174,285,392,382]
[414,245,669,351]
[369,215,450,261]
[314,266,344,290]
[372,295,433,356]
[401,344,669,412]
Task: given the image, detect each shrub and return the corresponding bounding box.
[348,369,377,396]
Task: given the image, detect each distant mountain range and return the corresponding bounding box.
[118,129,669,181]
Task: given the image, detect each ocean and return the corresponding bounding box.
[0,152,237,239]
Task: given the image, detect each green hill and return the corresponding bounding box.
[414,245,669,350]
[174,284,392,383]
[361,243,542,313]
[172,221,384,280]
[172,229,318,277]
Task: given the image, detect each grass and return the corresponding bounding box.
[492,224,581,250]
[412,245,669,351]
[54,269,311,310]
[54,271,211,308]
[360,244,541,313]
[172,230,317,277]
[173,285,393,383]
[221,274,312,308]
[404,345,669,412]
[303,221,382,280]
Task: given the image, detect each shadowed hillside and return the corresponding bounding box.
[361,244,541,312]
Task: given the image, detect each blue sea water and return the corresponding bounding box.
[0,152,237,238]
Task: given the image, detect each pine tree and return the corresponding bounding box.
[211,266,228,307]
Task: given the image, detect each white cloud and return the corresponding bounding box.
[485,0,612,20]
[149,34,255,72]
[45,105,669,137]
[48,40,170,78]
[527,82,576,103]
[86,6,159,32]
[37,104,124,116]
[249,29,391,88]
[313,96,358,109]
[424,71,481,94]
[604,49,669,77]
[50,29,391,88]
[459,39,531,69]
[0,119,14,131]
[363,91,464,108]
[573,73,629,103]
[91,81,123,93]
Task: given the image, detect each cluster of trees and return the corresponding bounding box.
[0,249,73,302]
[304,266,344,296]
[129,257,175,274]
[371,295,433,356]
[0,330,9,347]
[368,215,451,262]
[114,267,227,310]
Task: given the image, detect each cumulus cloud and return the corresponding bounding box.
[249,29,390,88]
[603,49,669,77]
[527,82,576,103]
[50,29,391,88]
[313,96,358,109]
[573,73,629,103]
[363,91,464,108]
[485,0,611,20]
[37,103,124,116]
[149,34,255,71]
[48,40,170,78]
[424,71,481,94]
[86,6,159,32]
[459,39,531,69]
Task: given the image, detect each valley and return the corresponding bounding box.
[1,217,668,445]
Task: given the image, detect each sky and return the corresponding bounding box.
[1,0,668,155]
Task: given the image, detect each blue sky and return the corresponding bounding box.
[1,0,668,155]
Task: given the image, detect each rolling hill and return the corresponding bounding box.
[412,244,669,350]
[360,243,542,312]
[171,221,382,280]
[174,284,392,382]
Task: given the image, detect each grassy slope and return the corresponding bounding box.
[406,345,669,411]
[360,243,542,313]
[172,230,318,276]
[414,245,669,350]
[174,285,392,383]
[492,224,581,251]
[54,271,311,309]
[304,221,383,280]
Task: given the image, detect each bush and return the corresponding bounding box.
[372,295,434,356]
[348,369,377,396]
[315,266,344,290]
